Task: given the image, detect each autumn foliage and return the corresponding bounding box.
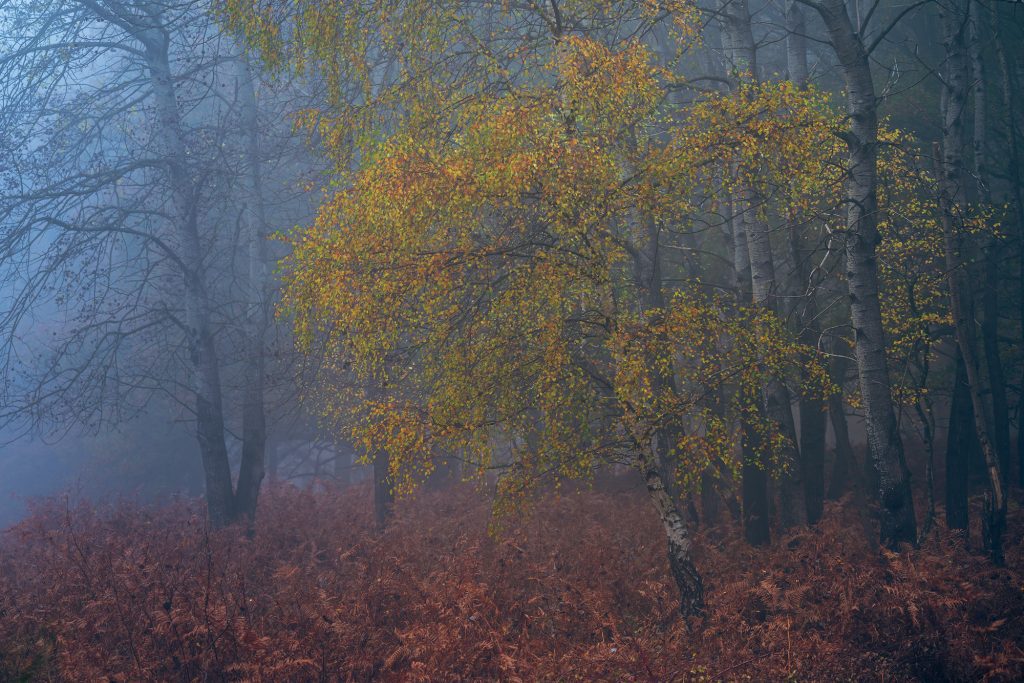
[1,482,1021,681]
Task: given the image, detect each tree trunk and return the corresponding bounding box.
[795,333,826,524]
[785,212,826,523]
[741,419,771,545]
[786,1,810,88]
[718,0,756,77]
[144,31,235,529]
[744,207,805,529]
[807,0,917,547]
[267,437,280,483]
[626,202,704,613]
[373,451,394,529]
[826,340,856,500]
[938,0,1006,561]
[991,14,1024,488]
[638,442,704,616]
[335,445,353,487]
[721,0,806,529]
[945,350,972,533]
[937,130,1006,562]
[708,29,771,544]
[786,1,835,518]
[700,386,730,528]
[826,392,853,500]
[724,183,771,545]
[700,471,721,527]
[980,249,1009,481]
[969,3,1012,486]
[941,224,1005,562]
[909,351,938,539]
[233,53,269,523]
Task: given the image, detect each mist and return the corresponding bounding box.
[0,0,1022,679]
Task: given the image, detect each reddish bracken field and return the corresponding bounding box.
[1,483,1021,681]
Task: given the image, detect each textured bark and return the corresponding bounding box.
[639,444,704,616]
[145,31,234,529]
[969,2,990,203]
[806,0,917,547]
[939,0,970,208]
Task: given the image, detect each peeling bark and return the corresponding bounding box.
[803,0,917,547]
[638,443,704,616]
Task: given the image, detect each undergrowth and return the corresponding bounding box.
[0,481,1021,681]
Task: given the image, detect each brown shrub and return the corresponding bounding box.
[0,482,1021,681]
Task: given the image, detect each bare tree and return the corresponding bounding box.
[0,0,312,526]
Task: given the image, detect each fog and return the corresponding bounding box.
[0,0,1021,678]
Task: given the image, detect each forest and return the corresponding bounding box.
[0,0,1022,679]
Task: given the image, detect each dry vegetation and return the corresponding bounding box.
[1,481,1022,681]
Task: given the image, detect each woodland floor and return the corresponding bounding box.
[1,479,1022,681]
